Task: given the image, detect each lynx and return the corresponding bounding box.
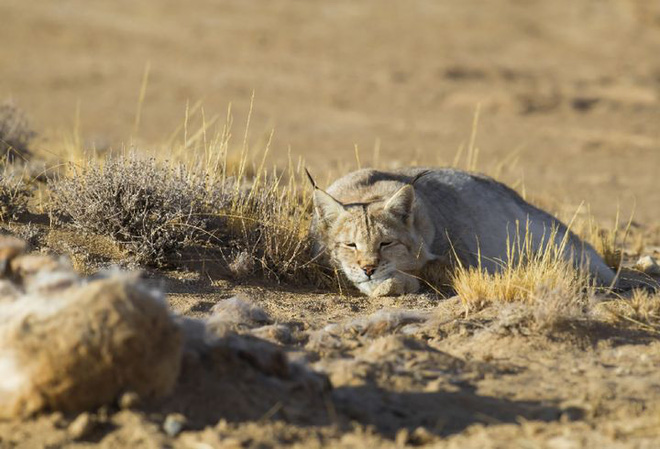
[308,167,616,297]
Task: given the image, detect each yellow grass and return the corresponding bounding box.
[451,221,595,312]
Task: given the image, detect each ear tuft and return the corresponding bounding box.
[304,168,318,189]
[384,185,415,222]
[313,189,345,224]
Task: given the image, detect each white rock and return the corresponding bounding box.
[635,255,660,275]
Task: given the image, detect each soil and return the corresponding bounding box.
[1,0,660,448]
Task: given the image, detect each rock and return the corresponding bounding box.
[209,296,271,327]
[163,413,187,437]
[0,273,183,419]
[118,391,141,410]
[410,426,434,445]
[0,236,26,266]
[250,324,293,344]
[635,255,660,275]
[67,412,95,440]
[395,428,410,446]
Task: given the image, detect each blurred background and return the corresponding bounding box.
[1,0,659,222]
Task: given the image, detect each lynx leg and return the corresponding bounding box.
[370,274,420,297]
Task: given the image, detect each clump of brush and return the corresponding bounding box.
[48,152,224,266]
[0,168,29,222]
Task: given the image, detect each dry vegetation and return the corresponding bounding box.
[49,153,221,266]
[452,221,592,306]
[40,106,335,287]
[0,168,29,222]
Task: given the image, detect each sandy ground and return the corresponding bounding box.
[1,0,660,448]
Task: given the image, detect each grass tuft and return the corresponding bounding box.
[217,167,332,285]
[452,223,594,313]
[603,289,660,332]
[572,210,626,270]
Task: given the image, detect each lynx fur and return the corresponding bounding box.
[309,168,616,297]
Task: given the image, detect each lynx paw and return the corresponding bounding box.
[369,275,420,297]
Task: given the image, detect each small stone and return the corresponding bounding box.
[163,413,187,437]
[68,412,95,440]
[118,391,141,410]
[395,428,409,447]
[410,426,434,445]
[635,255,660,275]
[96,405,111,422]
[0,236,26,260]
[49,412,66,429]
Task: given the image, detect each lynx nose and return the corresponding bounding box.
[362,265,376,277]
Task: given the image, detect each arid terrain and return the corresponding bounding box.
[1,0,660,448]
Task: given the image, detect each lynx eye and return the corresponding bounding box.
[380,241,393,248]
[343,242,357,249]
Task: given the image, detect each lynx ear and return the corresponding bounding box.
[306,168,345,224]
[313,189,345,224]
[384,185,415,223]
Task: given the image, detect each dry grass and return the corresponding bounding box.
[44,105,331,284]
[572,209,627,270]
[166,103,331,285]
[218,168,330,284]
[603,289,660,333]
[451,222,595,313]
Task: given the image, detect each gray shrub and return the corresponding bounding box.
[49,154,223,266]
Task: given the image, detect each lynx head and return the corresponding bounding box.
[310,180,434,295]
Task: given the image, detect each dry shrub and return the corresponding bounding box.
[0,102,35,163]
[46,152,328,284]
[44,97,331,285]
[452,224,594,312]
[49,153,223,266]
[0,169,29,222]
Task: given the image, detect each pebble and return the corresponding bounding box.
[163,413,187,437]
[410,426,434,445]
[118,391,141,410]
[395,428,409,446]
[635,255,660,275]
[67,412,95,440]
